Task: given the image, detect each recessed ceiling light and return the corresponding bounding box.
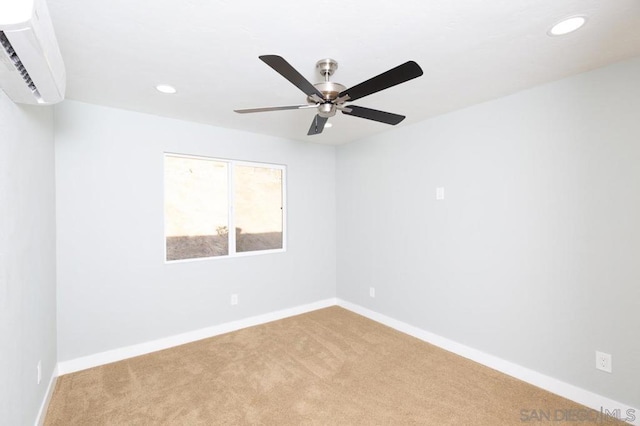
[325,122,333,128]
[548,16,587,36]
[156,84,177,94]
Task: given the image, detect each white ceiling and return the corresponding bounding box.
[47,0,640,145]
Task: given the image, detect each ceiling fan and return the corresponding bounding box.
[234,55,424,136]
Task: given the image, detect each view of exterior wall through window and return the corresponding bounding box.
[164,154,285,261]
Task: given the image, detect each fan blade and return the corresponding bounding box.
[307,114,328,135]
[234,104,316,114]
[259,55,325,100]
[338,61,423,102]
[341,105,405,125]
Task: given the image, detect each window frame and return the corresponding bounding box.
[163,152,287,263]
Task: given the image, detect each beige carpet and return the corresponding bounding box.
[45,307,624,425]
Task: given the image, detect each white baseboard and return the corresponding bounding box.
[336,299,639,426]
[57,298,337,376]
[35,364,58,426]
[52,297,637,426]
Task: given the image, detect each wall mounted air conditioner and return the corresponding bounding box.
[0,0,66,105]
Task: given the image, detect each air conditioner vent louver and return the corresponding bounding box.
[0,31,42,101]
[0,0,65,105]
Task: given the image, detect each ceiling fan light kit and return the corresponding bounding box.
[234,55,424,136]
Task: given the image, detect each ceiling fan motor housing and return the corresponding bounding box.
[308,79,346,117]
[312,81,346,101]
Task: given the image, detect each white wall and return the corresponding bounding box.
[0,91,57,424]
[336,57,640,408]
[55,101,336,362]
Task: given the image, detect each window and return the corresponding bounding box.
[164,153,285,261]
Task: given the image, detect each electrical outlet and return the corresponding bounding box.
[37,361,41,385]
[369,287,375,298]
[595,351,612,373]
[230,294,238,306]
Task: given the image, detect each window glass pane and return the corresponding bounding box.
[234,165,283,253]
[165,155,229,260]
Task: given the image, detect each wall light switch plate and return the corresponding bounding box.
[436,187,445,200]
